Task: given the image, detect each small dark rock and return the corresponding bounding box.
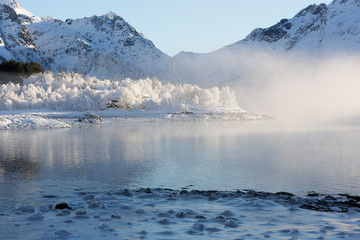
[111,214,121,219]
[157,219,174,225]
[144,188,152,194]
[122,189,132,197]
[42,195,58,198]
[192,222,205,231]
[275,192,295,197]
[136,209,145,214]
[307,191,320,197]
[167,210,175,215]
[191,190,202,195]
[75,210,87,216]
[55,203,72,210]
[180,190,188,195]
[175,212,185,218]
[221,210,234,217]
[225,220,238,228]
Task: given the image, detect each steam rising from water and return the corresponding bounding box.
[233,54,360,125]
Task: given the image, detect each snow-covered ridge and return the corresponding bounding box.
[0,0,170,80]
[233,0,360,54]
[0,3,45,64]
[169,0,360,88]
[0,0,41,23]
[2,0,360,88]
[0,72,244,113]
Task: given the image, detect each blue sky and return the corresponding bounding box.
[20,0,332,56]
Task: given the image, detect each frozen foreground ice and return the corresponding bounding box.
[0,72,263,129]
[1,188,360,240]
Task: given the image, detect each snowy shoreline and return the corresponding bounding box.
[0,110,265,130]
[0,72,266,129]
[1,188,360,239]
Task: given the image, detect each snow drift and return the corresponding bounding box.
[0,72,244,113]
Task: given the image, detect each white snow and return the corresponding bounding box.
[0,113,70,129]
[0,0,41,23]
[0,72,259,129]
[2,0,360,89]
[0,72,244,113]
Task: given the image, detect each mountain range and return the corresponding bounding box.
[0,0,359,87]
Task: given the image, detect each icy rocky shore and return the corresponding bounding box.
[1,188,360,239]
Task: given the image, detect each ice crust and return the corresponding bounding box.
[1,188,360,239]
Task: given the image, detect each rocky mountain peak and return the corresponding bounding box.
[0,0,41,23]
[0,0,20,8]
[0,3,45,64]
[244,3,329,45]
[236,0,360,54]
[105,11,118,20]
[294,3,328,18]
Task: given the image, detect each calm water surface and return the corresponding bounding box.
[1,120,360,200]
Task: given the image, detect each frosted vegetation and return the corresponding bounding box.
[0,72,244,113]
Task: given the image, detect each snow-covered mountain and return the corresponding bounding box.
[0,1,45,64]
[0,0,360,86]
[232,0,360,55]
[171,0,360,87]
[0,0,170,80]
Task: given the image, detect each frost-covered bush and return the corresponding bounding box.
[0,72,245,113]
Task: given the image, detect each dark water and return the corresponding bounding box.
[1,121,360,200]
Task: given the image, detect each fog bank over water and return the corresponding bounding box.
[233,54,360,125]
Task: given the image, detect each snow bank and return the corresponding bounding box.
[0,72,245,113]
[0,114,70,129]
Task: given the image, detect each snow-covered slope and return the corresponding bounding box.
[232,0,360,55]
[0,0,41,23]
[0,1,45,64]
[27,13,171,80]
[0,0,170,80]
[170,0,360,87]
[1,0,360,86]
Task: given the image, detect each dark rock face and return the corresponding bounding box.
[246,3,328,47]
[2,4,19,23]
[295,4,328,17]
[247,19,292,43]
